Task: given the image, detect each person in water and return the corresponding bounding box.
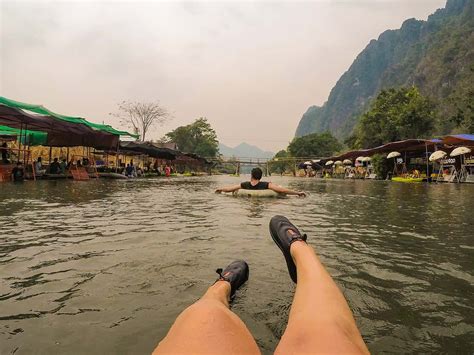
[215,167,306,196]
[153,216,369,354]
[11,162,24,182]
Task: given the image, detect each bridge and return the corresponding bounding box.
[206,156,324,175]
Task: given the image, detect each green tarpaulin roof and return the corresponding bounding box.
[0,96,138,138]
[0,125,48,146]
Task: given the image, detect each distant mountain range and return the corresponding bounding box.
[295,0,473,139]
[219,142,274,159]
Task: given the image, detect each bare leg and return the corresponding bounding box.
[153,281,260,354]
[275,241,369,354]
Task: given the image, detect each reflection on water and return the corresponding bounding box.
[0,176,473,354]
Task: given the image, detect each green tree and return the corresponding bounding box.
[449,81,474,133]
[288,132,342,157]
[370,153,390,179]
[165,118,219,157]
[351,87,436,149]
[269,150,292,175]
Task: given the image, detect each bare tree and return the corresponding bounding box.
[111,101,171,141]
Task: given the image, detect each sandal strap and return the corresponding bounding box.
[289,233,307,245]
[215,268,230,283]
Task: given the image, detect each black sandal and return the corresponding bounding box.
[215,260,249,298]
[269,215,307,283]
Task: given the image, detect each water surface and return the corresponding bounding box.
[1,176,473,354]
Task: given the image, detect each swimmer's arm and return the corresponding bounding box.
[215,184,241,193]
[268,183,306,197]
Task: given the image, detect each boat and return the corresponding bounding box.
[392,176,423,183]
[98,172,128,179]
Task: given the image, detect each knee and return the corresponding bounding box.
[179,299,231,324]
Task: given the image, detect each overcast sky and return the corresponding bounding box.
[1,0,446,152]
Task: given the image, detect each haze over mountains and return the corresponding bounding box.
[218,142,273,159]
[295,0,473,140]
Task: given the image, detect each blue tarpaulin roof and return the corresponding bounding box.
[442,134,474,145]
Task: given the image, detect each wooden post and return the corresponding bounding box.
[115,143,120,173]
[17,123,23,163]
[425,143,429,182]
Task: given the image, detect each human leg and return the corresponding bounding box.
[153,261,260,355]
[270,216,369,354]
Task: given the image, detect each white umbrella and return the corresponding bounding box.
[325,160,334,166]
[304,161,312,165]
[429,150,447,162]
[356,156,365,162]
[312,159,321,163]
[334,160,343,165]
[450,146,471,157]
[387,151,401,159]
[362,157,372,162]
[343,159,352,165]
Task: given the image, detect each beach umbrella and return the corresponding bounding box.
[356,156,365,162]
[325,160,334,166]
[450,146,471,157]
[334,160,343,165]
[343,159,352,165]
[429,150,447,162]
[387,151,401,159]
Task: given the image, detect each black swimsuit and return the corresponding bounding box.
[240,181,269,190]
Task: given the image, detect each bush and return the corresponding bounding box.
[371,154,389,179]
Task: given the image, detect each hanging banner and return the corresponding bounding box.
[440,158,456,165]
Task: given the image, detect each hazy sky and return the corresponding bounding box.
[1,0,446,152]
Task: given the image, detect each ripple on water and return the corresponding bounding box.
[0,177,473,354]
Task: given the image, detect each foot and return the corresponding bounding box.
[269,215,307,283]
[215,260,249,299]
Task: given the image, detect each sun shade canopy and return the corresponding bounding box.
[387,151,401,159]
[119,141,177,160]
[0,96,138,138]
[442,134,474,146]
[450,146,471,157]
[429,150,447,162]
[330,139,436,162]
[0,105,119,149]
[0,125,48,145]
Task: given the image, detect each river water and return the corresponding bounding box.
[0,176,473,354]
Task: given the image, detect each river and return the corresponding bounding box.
[0,176,473,354]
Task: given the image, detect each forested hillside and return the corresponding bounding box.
[295,0,474,139]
